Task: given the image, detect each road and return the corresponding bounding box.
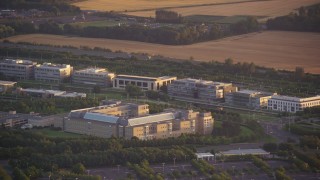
[259,120,299,143]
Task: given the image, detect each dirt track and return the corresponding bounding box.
[5,31,320,74]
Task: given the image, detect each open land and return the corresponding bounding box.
[5,31,320,74]
[72,0,253,12]
[125,0,320,20]
[73,0,320,18]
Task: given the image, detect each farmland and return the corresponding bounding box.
[72,0,320,19]
[5,31,320,74]
[125,0,320,20]
[72,0,254,12]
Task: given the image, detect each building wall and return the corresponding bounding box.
[225,91,272,109]
[0,60,36,80]
[268,96,320,113]
[113,76,176,91]
[35,64,73,83]
[64,118,117,138]
[72,69,115,87]
[168,79,237,103]
[196,113,214,135]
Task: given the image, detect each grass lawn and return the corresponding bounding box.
[239,126,255,136]
[30,128,84,138]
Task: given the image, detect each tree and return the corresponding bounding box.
[13,167,29,180]
[295,67,305,80]
[125,84,142,97]
[92,85,101,93]
[72,163,86,174]
[0,25,15,38]
[0,165,11,180]
[263,143,278,153]
[224,58,233,66]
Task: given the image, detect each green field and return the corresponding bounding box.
[239,126,255,136]
[30,128,84,138]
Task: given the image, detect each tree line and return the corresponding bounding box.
[155,10,183,23]
[0,98,99,115]
[3,15,259,45]
[267,4,320,32]
[0,0,80,16]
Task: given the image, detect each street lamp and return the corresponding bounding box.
[232,166,235,175]
[162,163,165,174]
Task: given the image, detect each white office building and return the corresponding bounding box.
[0,59,37,80]
[168,78,237,102]
[268,95,320,113]
[35,63,73,83]
[113,75,177,91]
[72,68,115,87]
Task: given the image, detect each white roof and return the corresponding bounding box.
[220,149,269,156]
[174,78,229,87]
[127,112,175,126]
[0,80,16,86]
[195,153,214,158]
[271,95,320,102]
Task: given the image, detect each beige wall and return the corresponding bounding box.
[64,118,117,138]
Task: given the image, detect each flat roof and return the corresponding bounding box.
[2,59,36,65]
[220,148,269,156]
[195,153,214,158]
[0,80,16,86]
[271,95,320,102]
[174,78,230,86]
[116,75,175,81]
[36,63,70,69]
[84,112,119,124]
[127,112,175,126]
[75,68,112,75]
[237,90,260,95]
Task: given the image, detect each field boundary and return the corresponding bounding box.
[121,0,269,13]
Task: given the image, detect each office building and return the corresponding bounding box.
[268,95,320,113]
[17,88,86,98]
[168,78,237,103]
[73,68,115,87]
[225,90,275,109]
[0,59,37,80]
[0,111,33,128]
[113,75,176,91]
[64,101,214,139]
[35,63,73,83]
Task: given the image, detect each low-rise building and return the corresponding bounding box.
[17,88,86,98]
[0,59,37,80]
[64,101,214,139]
[35,63,73,83]
[113,75,176,91]
[268,95,320,113]
[0,111,33,128]
[72,68,115,87]
[225,90,275,109]
[0,80,16,93]
[168,78,237,103]
[28,113,66,128]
